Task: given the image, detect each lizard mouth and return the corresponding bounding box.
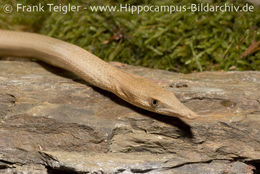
[158,107,199,120]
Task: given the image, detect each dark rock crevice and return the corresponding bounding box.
[246,160,260,174]
[46,166,85,174]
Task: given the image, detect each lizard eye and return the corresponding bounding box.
[151,99,159,107]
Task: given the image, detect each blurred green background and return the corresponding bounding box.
[0,0,259,73]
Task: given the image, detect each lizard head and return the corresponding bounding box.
[118,75,199,120]
[144,88,199,120]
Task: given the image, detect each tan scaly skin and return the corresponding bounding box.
[0,30,199,120]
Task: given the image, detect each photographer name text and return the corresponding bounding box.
[17,3,81,13]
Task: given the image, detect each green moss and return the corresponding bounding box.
[0,0,259,73]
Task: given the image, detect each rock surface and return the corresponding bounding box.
[0,58,259,174]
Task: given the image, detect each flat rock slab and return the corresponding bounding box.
[0,58,259,173]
